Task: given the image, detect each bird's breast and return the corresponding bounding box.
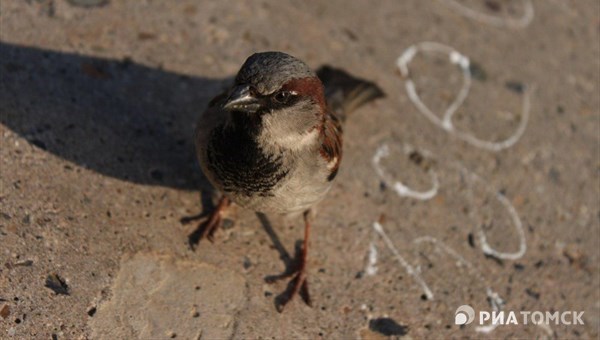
[201,125,331,214]
[205,126,288,198]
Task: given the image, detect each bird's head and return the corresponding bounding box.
[223,51,326,149]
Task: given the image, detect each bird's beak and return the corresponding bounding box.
[222,85,261,113]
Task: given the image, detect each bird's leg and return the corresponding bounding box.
[201,196,231,241]
[267,210,312,312]
[185,196,231,248]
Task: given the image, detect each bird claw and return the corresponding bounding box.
[266,255,311,312]
[273,271,311,312]
[186,197,231,250]
[187,213,221,249]
[202,214,221,242]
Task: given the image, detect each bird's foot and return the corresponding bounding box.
[184,196,230,249]
[266,251,311,312]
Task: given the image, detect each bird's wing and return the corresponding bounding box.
[319,111,343,182]
[317,65,385,122]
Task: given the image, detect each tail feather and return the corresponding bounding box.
[317,65,385,121]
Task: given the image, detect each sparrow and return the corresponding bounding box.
[187,51,384,311]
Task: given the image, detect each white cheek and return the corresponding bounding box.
[271,128,319,151]
[258,104,320,152]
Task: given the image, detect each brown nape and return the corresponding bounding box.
[281,77,327,113]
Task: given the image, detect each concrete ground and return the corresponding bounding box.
[1,0,598,338]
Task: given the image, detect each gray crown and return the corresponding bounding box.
[235,52,315,95]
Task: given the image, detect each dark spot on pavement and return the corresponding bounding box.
[45,273,70,295]
[242,256,252,269]
[525,288,540,300]
[66,0,109,8]
[484,0,501,12]
[409,150,423,166]
[469,61,487,82]
[484,253,504,266]
[87,307,97,317]
[467,233,475,248]
[368,317,409,336]
[505,81,525,93]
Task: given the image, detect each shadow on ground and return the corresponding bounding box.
[0,42,231,191]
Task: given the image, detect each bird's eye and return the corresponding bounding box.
[273,90,295,104]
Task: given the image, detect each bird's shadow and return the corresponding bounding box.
[0,41,232,191]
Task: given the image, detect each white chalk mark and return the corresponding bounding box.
[372,140,527,260]
[439,0,534,29]
[457,90,531,151]
[475,288,504,333]
[365,242,379,276]
[536,322,555,337]
[413,236,504,286]
[463,168,527,260]
[368,139,528,335]
[372,144,439,200]
[372,222,434,300]
[392,179,439,201]
[414,236,472,268]
[396,42,532,152]
[478,191,527,260]
[486,288,505,312]
[365,143,528,335]
[397,42,469,134]
[412,237,506,334]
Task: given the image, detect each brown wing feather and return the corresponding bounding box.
[317,65,385,121]
[319,111,343,182]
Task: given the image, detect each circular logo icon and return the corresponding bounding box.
[455,305,475,325]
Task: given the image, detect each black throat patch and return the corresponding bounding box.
[207,123,288,197]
